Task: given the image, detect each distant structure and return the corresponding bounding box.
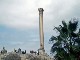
[38,8,45,55]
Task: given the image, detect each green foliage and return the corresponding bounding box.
[49,19,80,60]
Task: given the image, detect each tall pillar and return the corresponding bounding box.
[38,8,45,55]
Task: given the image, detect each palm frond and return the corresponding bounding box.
[68,20,78,32]
[62,21,67,28]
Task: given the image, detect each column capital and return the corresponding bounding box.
[38,8,44,14]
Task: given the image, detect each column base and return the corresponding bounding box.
[38,49,45,55]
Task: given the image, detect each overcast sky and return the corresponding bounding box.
[0,0,80,55]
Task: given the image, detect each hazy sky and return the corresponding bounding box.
[0,0,80,54]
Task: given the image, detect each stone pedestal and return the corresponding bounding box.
[38,49,45,55]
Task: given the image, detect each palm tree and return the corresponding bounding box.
[49,19,80,60]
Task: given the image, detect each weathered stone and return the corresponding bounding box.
[38,8,45,55]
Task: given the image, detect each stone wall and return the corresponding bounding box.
[0,53,53,60]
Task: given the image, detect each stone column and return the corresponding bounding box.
[38,8,45,55]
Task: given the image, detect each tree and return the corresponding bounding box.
[49,19,80,60]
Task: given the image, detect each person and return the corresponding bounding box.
[1,47,7,54]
